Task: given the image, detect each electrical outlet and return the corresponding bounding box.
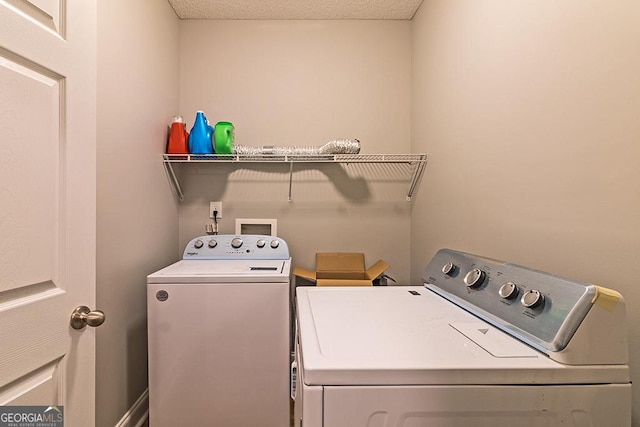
[209,201,222,219]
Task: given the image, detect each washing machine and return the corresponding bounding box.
[147,234,291,427]
[293,248,631,427]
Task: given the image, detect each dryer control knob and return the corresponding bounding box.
[521,289,545,309]
[208,239,217,248]
[464,268,485,288]
[231,237,243,249]
[499,282,518,299]
[270,240,280,249]
[256,239,266,248]
[194,239,204,249]
[442,262,456,276]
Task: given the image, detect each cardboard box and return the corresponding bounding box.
[293,252,390,286]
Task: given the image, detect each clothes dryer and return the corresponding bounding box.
[293,249,631,426]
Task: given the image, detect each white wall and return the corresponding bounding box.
[96,1,180,425]
[177,20,414,283]
[411,0,640,423]
[93,2,640,423]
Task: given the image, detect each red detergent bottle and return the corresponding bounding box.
[167,115,189,154]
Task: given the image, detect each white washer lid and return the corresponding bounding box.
[147,259,291,283]
[296,287,629,386]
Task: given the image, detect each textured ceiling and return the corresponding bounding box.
[168,0,424,20]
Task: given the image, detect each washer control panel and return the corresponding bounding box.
[183,234,289,260]
[422,249,597,354]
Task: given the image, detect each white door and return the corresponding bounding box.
[0,1,98,426]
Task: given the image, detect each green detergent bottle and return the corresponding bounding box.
[214,122,234,155]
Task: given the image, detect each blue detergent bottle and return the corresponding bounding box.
[189,111,214,154]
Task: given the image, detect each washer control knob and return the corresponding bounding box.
[499,282,518,299]
[521,290,545,309]
[194,239,204,249]
[231,237,243,249]
[270,240,280,249]
[463,268,485,288]
[256,239,266,248]
[442,262,456,276]
[208,239,217,248]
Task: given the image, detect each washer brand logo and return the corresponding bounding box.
[185,252,198,256]
[0,406,63,427]
[156,290,169,302]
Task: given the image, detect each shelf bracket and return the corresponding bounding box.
[288,161,294,202]
[163,160,184,201]
[406,155,427,201]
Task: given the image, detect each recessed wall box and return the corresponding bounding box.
[235,218,277,236]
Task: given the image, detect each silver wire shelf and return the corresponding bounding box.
[162,153,427,202]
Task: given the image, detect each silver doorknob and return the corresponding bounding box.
[70,306,106,330]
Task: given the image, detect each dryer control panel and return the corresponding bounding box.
[423,249,627,365]
[183,234,290,260]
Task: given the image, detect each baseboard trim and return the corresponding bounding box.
[114,388,148,427]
